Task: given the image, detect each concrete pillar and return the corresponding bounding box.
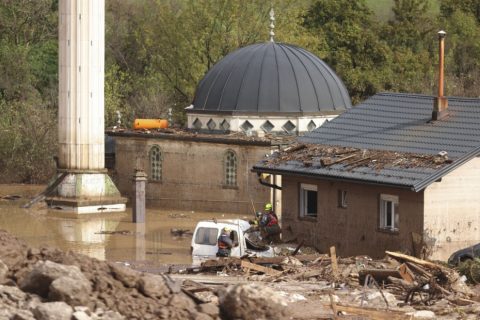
[132,170,147,223]
[47,0,126,213]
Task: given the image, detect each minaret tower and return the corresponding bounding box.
[48,0,126,213]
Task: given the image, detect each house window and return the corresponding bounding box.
[149,145,162,181]
[338,190,347,208]
[224,150,237,186]
[379,194,399,231]
[300,183,317,218]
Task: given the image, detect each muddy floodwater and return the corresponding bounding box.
[0,184,245,269]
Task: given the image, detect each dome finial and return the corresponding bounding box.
[269,7,275,42]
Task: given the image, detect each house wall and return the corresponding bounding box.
[424,157,480,260]
[281,176,424,258]
[113,136,271,214]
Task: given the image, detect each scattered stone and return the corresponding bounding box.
[33,301,73,320]
[73,310,92,320]
[49,275,92,306]
[0,259,8,283]
[20,260,89,297]
[218,283,290,320]
[411,310,436,319]
[109,263,139,288]
[197,303,219,317]
[137,273,170,298]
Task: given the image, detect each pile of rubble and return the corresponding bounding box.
[264,143,453,170]
[184,248,480,319]
[0,230,220,320]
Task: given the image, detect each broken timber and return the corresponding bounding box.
[240,260,281,276]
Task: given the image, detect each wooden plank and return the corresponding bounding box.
[358,269,401,284]
[385,251,444,271]
[334,304,412,320]
[240,260,281,276]
[330,246,339,279]
[398,263,415,283]
[200,254,322,269]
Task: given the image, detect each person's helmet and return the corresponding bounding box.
[223,226,231,233]
[265,203,273,211]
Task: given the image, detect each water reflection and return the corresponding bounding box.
[0,184,244,266]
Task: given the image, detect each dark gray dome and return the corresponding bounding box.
[192,42,351,114]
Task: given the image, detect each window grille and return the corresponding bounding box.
[224,150,237,186]
[149,145,162,181]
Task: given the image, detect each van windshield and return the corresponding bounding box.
[194,227,218,245]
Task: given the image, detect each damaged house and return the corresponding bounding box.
[253,92,480,260]
[253,34,480,260]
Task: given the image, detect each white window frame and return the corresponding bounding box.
[379,194,399,231]
[300,183,318,218]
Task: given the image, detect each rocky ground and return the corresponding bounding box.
[1,227,480,320]
[0,229,280,320]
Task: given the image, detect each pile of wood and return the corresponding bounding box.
[190,249,476,307]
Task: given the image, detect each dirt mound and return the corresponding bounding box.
[0,230,217,319]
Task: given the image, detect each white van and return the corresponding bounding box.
[191,219,274,264]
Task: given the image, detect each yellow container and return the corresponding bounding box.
[133,119,168,130]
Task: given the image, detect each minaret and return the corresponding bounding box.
[48,0,126,213]
[269,8,275,42]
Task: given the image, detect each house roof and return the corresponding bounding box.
[191,42,351,114]
[252,92,480,191]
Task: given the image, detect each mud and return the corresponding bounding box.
[0,229,218,319]
[0,184,246,267]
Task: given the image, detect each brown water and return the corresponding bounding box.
[0,184,245,268]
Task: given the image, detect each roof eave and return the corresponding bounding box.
[251,165,414,191]
[412,146,480,192]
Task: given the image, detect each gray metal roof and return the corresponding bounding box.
[253,92,480,191]
[192,42,352,114]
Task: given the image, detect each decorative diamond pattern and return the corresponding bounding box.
[282,120,296,133]
[261,120,275,133]
[220,119,230,131]
[307,120,317,132]
[240,120,254,132]
[192,118,202,130]
[207,119,216,130]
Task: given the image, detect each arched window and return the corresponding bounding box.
[224,150,237,186]
[149,145,162,181]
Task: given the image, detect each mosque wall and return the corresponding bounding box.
[112,136,271,215]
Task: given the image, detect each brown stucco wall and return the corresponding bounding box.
[281,176,424,258]
[424,157,480,260]
[113,136,271,214]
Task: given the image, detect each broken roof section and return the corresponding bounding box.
[253,92,480,191]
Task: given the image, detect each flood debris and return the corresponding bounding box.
[170,228,193,237]
[265,143,454,170]
[94,230,132,235]
[178,248,480,319]
[0,195,21,201]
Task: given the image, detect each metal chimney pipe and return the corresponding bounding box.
[438,30,446,97]
[432,30,448,121]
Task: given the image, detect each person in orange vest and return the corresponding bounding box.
[217,227,234,257]
[260,203,281,242]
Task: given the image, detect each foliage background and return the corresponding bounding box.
[0,0,479,183]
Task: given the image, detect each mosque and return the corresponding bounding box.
[108,10,352,215]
